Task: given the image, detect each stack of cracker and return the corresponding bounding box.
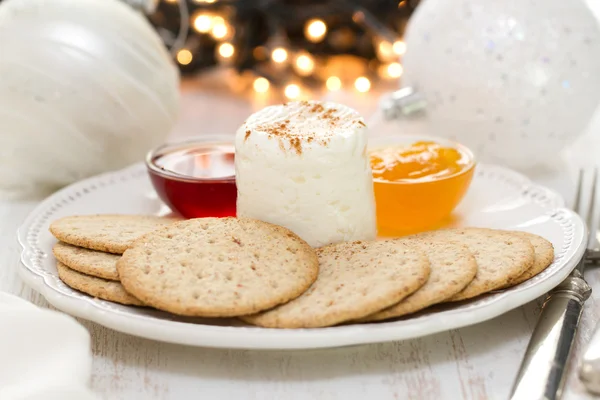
[49,214,555,329]
[50,215,181,306]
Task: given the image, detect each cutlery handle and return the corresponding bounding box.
[579,314,600,394]
[510,270,591,400]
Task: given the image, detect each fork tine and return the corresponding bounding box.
[587,168,597,230]
[574,169,584,214]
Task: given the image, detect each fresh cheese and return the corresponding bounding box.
[234,100,377,247]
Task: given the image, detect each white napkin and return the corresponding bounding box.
[0,292,100,400]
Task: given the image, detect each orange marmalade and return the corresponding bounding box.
[370,140,474,236]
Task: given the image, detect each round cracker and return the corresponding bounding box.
[416,228,535,301]
[49,214,180,254]
[53,242,120,281]
[56,262,143,306]
[117,217,319,318]
[361,239,477,322]
[506,231,554,286]
[241,240,430,328]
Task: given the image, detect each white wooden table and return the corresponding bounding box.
[2,83,600,400]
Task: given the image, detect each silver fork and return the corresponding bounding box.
[510,169,595,400]
[579,169,600,393]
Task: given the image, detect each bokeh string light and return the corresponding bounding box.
[218,42,234,58]
[176,48,194,65]
[253,77,270,93]
[148,0,419,98]
[386,62,403,78]
[355,76,371,93]
[193,13,212,33]
[272,48,288,63]
[295,54,315,76]
[284,84,301,99]
[305,19,327,43]
[326,76,342,91]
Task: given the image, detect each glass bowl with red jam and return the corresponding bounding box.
[145,135,236,219]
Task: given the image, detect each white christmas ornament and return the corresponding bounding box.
[397,0,600,169]
[0,0,180,198]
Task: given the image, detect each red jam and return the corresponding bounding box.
[147,140,236,218]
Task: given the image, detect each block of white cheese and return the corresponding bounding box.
[234,100,377,247]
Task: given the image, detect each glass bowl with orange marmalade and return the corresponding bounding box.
[368,135,475,236]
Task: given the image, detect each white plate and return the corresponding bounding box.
[17,163,586,350]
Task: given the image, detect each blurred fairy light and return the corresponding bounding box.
[284,84,301,99]
[326,76,342,91]
[305,19,327,43]
[211,16,228,39]
[253,77,270,93]
[212,24,228,39]
[193,14,212,33]
[387,62,403,78]
[393,40,406,55]
[377,41,395,61]
[272,47,288,63]
[218,42,235,58]
[354,76,371,92]
[176,48,193,65]
[295,54,315,75]
[212,15,225,26]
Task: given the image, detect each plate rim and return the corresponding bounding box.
[16,162,587,350]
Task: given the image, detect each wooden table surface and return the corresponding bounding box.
[3,83,600,400]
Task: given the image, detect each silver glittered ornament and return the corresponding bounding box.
[384,0,600,170]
